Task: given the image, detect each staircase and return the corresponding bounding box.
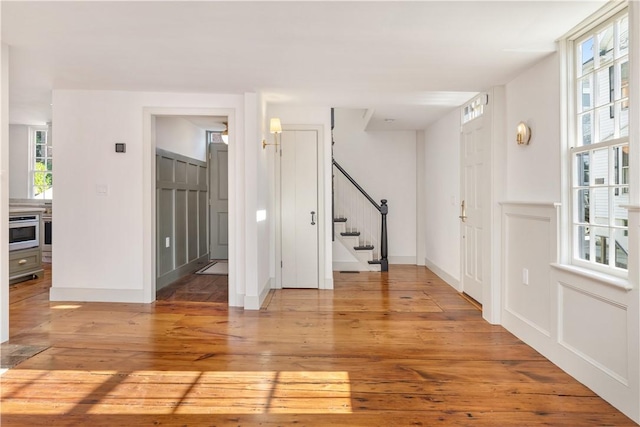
[332,159,388,272]
[333,217,378,271]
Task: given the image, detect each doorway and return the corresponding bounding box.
[151,112,231,303]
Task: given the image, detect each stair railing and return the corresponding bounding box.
[332,159,388,271]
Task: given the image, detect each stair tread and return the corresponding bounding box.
[368,260,382,264]
[340,232,360,236]
[354,245,374,250]
[334,218,347,222]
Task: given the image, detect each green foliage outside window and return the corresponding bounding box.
[33,161,52,197]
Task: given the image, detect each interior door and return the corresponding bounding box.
[460,111,488,304]
[209,142,228,260]
[281,129,319,288]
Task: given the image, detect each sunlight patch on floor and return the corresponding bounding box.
[2,369,353,415]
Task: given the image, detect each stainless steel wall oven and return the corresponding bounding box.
[9,214,40,251]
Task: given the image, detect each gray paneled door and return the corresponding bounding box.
[209,143,228,259]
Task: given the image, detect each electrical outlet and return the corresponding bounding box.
[522,268,529,285]
[165,237,170,248]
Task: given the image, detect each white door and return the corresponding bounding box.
[209,143,228,260]
[281,130,319,288]
[460,110,488,303]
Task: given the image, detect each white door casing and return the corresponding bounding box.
[209,142,229,260]
[280,129,319,288]
[460,101,489,304]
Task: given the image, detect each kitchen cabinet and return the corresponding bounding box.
[9,246,43,284]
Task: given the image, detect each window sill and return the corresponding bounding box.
[551,263,632,291]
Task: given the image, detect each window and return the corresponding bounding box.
[30,126,52,199]
[462,94,486,123]
[570,10,628,273]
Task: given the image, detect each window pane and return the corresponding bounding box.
[614,228,628,269]
[46,159,53,171]
[595,67,612,107]
[576,189,590,223]
[618,15,629,57]
[579,37,594,76]
[613,145,629,185]
[33,172,47,196]
[597,107,615,142]
[578,76,592,112]
[579,112,592,146]
[593,227,610,265]
[576,225,590,261]
[618,60,629,99]
[618,100,629,137]
[35,144,45,157]
[47,145,53,157]
[575,152,589,186]
[598,25,615,65]
[613,192,628,225]
[35,131,45,144]
[592,148,608,186]
[593,187,609,225]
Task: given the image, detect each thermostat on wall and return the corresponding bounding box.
[115,143,126,153]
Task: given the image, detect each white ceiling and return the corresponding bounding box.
[2,1,607,130]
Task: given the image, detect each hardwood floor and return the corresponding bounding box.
[156,269,228,303]
[1,265,635,426]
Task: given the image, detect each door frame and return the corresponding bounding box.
[274,124,326,290]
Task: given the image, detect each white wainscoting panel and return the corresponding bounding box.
[503,209,553,336]
[501,201,639,423]
[558,282,628,384]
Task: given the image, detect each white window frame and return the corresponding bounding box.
[29,125,52,200]
[564,5,629,277]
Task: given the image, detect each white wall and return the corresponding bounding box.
[500,49,639,422]
[333,108,417,264]
[9,124,29,198]
[1,41,10,343]
[155,116,206,162]
[256,93,271,305]
[266,105,333,288]
[505,53,561,202]
[422,108,461,286]
[50,89,267,310]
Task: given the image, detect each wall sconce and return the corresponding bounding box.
[263,117,282,150]
[516,121,531,145]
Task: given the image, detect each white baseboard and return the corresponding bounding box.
[332,261,374,272]
[389,256,417,264]
[244,277,273,310]
[323,277,334,290]
[50,287,150,303]
[424,257,460,291]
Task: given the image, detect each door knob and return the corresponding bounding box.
[311,211,316,225]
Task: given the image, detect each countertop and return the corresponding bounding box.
[9,207,46,214]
